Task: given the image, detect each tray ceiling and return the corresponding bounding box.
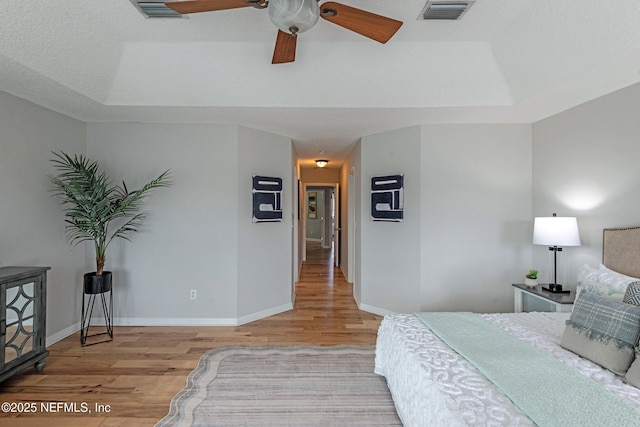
[1,0,640,165]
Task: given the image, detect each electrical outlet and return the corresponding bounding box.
[190,289,197,300]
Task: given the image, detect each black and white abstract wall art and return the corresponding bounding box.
[252,175,283,223]
[371,174,404,222]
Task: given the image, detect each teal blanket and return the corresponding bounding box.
[415,312,640,427]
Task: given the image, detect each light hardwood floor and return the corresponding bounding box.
[0,242,383,426]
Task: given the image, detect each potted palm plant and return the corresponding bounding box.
[49,151,171,294]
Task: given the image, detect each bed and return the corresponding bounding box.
[375,227,640,427]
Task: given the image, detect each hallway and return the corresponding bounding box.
[238,240,382,345]
[299,240,337,284]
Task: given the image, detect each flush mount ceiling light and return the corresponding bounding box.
[417,0,475,20]
[163,0,403,64]
[315,160,329,168]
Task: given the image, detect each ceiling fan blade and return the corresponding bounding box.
[272,30,297,64]
[320,2,402,44]
[164,0,254,14]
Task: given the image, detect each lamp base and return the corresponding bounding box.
[542,285,570,294]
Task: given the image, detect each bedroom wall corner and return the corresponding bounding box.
[419,124,532,313]
[87,122,240,321]
[0,90,87,343]
[360,126,422,313]
[236,126,293,319]
[532,82,640,285]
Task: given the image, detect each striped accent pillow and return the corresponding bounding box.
[623,281,640,306]
[569,292,640,348]
[561,292,640,375]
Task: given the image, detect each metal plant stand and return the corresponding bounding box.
[80,272,113,346]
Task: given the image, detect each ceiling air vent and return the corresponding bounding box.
[131,1,185,18]
[418,1,475,20]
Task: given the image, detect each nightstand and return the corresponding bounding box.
[512,283,575,313]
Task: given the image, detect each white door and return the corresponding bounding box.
[333,184,340,267]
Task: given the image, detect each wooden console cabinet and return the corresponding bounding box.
[0,266,50,382]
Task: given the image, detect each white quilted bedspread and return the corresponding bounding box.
[374,312,640,427]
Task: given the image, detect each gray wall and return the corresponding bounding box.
[532,82,640,287]
[87,123,240,321]
[4,77,640,338]
[420,124,532,312]
[236,126,293,320]
[0,91,86,342]
[360,126,423,313]
[87,122,293,324]
[356,124,532,314]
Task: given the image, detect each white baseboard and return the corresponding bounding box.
[44,303,295,342]
[357,302,396,317]
[46,322,80,346]
[236,302,293,326]
[340,266,350,283]
[306,238,321,242]
[352,286,395,317]
[114,317,237,326]
[353,288,361,307]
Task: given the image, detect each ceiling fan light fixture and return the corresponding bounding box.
[315,159,329,168]
[268,0,320,35]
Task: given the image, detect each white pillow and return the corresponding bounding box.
[575,264,625,302]
[577,279,626,302]
[577,264,599,284]
[598,264,640,293]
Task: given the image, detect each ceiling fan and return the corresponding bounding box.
[164,0,403,64]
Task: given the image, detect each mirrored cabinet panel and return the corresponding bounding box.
[0,267,50,383]
[5,281,35,364]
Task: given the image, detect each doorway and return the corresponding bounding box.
[303,183,340,268]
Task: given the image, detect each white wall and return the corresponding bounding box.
[0,91,86,341]
[301,167,341,184]
[236,126,292,320]
[420,124,532,312]
[533,82,640,286]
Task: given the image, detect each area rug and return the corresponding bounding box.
[155,345,401,426]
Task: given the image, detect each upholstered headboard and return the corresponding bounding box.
[603,226,640,278]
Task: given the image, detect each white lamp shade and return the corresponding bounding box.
[533,216,581,247]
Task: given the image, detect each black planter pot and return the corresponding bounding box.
[83,271,112,294]
[81,271,114,346]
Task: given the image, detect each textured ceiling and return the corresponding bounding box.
[1,0,640,167]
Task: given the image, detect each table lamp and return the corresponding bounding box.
[533,213,581,289]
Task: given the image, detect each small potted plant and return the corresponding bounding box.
[524,269,538,287]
